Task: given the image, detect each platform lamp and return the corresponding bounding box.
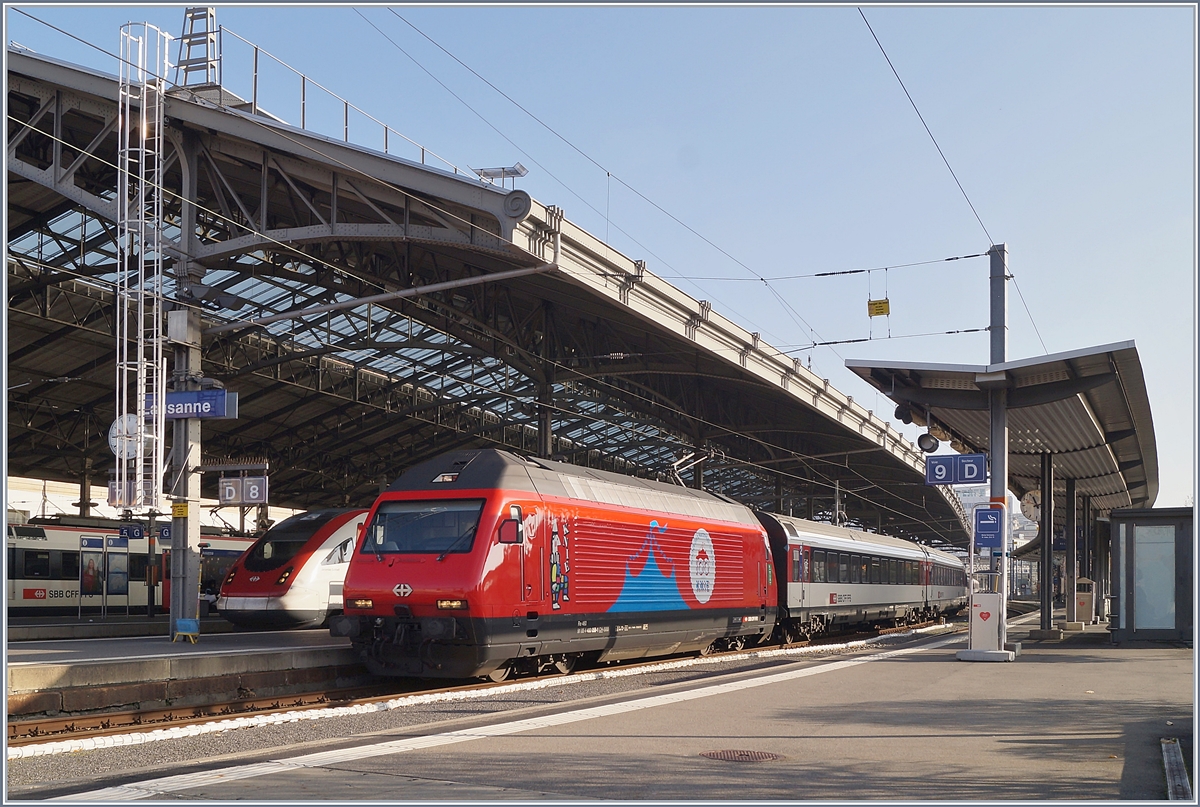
[916,433,940,453]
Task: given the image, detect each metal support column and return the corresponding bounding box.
[985,243,1011,654]
[989,385,1008,646]
[1082,494,1092,580]
[537,380,552,459]
[537,302,554,460]
[169,310,202,635]
[1065,477,1078,623]
[74,458,95,517]
[1039,452,1055,630]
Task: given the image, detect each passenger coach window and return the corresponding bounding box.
[59,551,80,580]
[813,550,826,583]
[363,499,486,556]
[850,555,861,584]
[889,559,897,584]
[826,552,838,584]
[129,555,147,582]
[871,557,880,584]
[791,549,802,583]
[23,550,50,578]
[241,511,338,572]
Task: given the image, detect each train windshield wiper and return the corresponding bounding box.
[436,526,476,562]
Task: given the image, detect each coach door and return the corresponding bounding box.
[6,536,15,605]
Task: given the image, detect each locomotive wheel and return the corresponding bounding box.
[553,656,577,675]
[487,664,513,683]
[727,636,746,652]
[699,642,717,656]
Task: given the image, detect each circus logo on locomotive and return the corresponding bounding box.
[689,528,715,604]
[607,520,687,613]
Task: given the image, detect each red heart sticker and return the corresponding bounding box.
[979,611,991,621]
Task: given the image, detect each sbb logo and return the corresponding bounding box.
[24,588,47,599]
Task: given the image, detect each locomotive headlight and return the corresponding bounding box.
[224,568,237,585]
[274,566,294,585]
[349,598,374,609]
[436,599,468,610]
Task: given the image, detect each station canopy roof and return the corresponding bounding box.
[7,46,969,546]
[846,341,1159,529]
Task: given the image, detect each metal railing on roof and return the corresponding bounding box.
[214,26,471,179]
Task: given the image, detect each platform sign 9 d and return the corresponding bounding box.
[926,454,988,486]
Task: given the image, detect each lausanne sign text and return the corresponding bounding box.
[146,390,238,419]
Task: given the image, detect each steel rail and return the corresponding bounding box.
[8,618,961,748]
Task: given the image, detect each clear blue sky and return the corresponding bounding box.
[7,4,1196,507]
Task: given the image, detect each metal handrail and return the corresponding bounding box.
[216,26,473,180]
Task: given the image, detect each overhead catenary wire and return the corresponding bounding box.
[9,13,961,540]
[858,8,1050,355]
[377,11,1022,375]
[365,10,837,354]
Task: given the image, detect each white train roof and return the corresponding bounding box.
[762,513,963,566]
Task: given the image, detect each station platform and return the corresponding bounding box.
[24,610,1190,802]
[6,613,236,641]
[6,625,365,718]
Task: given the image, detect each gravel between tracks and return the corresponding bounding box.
[6,626,959,797]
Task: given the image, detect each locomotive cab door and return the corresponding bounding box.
[506,504,541,608]
[521,510,543,606]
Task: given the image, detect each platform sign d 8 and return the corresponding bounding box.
[241,476,268,504]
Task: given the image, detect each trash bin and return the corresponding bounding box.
[1075,578,1094,624]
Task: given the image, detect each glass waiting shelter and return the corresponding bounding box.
[1108,507,1193,642]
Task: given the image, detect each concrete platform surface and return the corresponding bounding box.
[6,614,236,641]
[37,615,1193,802]
[7,628,361,717]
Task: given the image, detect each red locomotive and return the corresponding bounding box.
[329,449,777,680]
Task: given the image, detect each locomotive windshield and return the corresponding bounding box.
[242,510,346,572]
[362,499,484,556]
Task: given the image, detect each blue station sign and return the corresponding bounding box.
[147,390,238,420]
[974,508,1003,549]
[925,453,989,486]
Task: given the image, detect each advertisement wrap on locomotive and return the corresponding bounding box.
[330,449,967,681]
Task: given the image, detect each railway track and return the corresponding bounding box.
[8,619,961,748]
